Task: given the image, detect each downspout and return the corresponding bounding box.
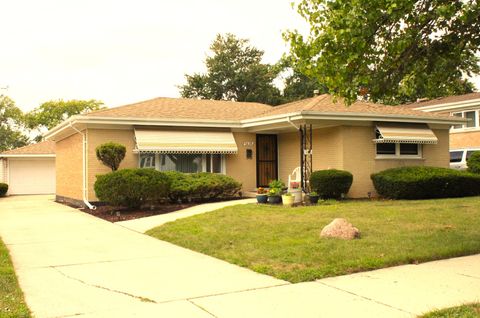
[69,123,96,210]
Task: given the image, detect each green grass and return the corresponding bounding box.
[147,197,480,283]
[0,237,30,318]
[419,303,480,318]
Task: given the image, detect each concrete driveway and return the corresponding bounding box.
[1,195,479,318]
[0,195,286,317]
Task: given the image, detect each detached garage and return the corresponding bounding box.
[0,141,56,195]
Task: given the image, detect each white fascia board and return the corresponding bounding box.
[0,154,56,158]
[299,111,466,125]
[413,99,480,112]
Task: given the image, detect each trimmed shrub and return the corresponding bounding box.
[166,172,242,202]
[371,166,480,200]
[95,142,126,171]
[310,169,353,199]
[0,183,8,196]
[467,151,480,174]
[94,169,170,208]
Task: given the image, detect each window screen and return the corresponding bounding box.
[450,151,463,163]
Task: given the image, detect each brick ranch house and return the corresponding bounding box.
[43,94,464,207]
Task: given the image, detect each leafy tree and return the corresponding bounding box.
[179,33,283,105]
[286,0,480,105]
[283,70,328,102]
[0,95,29,152]
[96,142,126,171]
[25,99,104,140]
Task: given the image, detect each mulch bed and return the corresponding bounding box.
[80,203,198,222]
[59,197,246,222]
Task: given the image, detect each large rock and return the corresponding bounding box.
[320,218,360,240]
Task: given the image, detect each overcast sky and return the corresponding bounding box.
[1,0,478,112]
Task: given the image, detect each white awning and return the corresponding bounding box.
[134,129,238,154]
[374,124,438,144]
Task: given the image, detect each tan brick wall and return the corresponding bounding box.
[277,131,300,185]
[312,127,344,171]
[450,131,480,149]
[56,132,83,200]
[87,128,137,201]
[225,132,257,192]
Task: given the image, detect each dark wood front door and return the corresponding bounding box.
[256,134,278,187]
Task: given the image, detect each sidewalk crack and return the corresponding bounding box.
[188,300,218,317]
[317,281,414,315]
[51,266,157,304]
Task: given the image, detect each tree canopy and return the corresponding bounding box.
[179,33,284,105]
[286,0,480,105]
[0,95,29,152]
[25,99,104,141]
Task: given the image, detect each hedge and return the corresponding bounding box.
[0,183,8,196]
[467,151,480,174]
[310,169,353,199]
[94,169,170,208]
[371,166,480,200]
[166,171,242,202]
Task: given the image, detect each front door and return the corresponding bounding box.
[256,134,278,187]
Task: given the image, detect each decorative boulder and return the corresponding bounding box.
[320,218,360,240]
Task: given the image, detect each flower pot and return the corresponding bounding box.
[267,195,282,204]
[282,195,294,206]
[308,195,320,204]
[256,194,268,204]
[289,189,302,203]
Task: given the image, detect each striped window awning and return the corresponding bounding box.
[134,129,238,154]
[374,124,438,144]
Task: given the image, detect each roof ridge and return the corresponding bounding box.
[87,97,273,117]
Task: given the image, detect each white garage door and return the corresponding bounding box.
[8,158,56,195]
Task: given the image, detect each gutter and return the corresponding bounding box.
[69,123,96,210]
[287,116,300,130]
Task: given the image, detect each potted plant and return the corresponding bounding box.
[308,191,320,204]
[267,188,282,204]
[256,187,268,204]
[281,192,294,207]
[267,180,284,204]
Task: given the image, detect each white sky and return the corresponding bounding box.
[0,0,478,112]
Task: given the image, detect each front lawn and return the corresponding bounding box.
[0,237,30,317]
[147,197,480,283]
[419,303,480,318]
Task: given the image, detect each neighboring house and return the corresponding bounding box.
[0,140,56,195]
[44,95,462,207]
[407,92,480,150]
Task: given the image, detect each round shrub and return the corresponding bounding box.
[0,183,8,196]
[467,151,480,174]
[94,169,170,208]
[95,142,126,171]
[371,166,480,200]
[310,169,353,199]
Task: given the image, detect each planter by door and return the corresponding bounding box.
[256,134,278,188]
[267,195,282,204]
[256,194,268,204]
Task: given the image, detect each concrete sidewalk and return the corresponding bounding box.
[1,195,479,318]
[117,198,256,233]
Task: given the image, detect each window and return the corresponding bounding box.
[139,154,156,168]
[376,143,396,155]
[400,143,419,155]
[450,151,463,163]
[376,143,422,158]
[451,110,479,130]
[466,111,477,128]
[139,154,225,173]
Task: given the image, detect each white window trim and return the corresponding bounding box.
[451,109,480,132]
[138,153,226,174]
[375,143,423,160]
